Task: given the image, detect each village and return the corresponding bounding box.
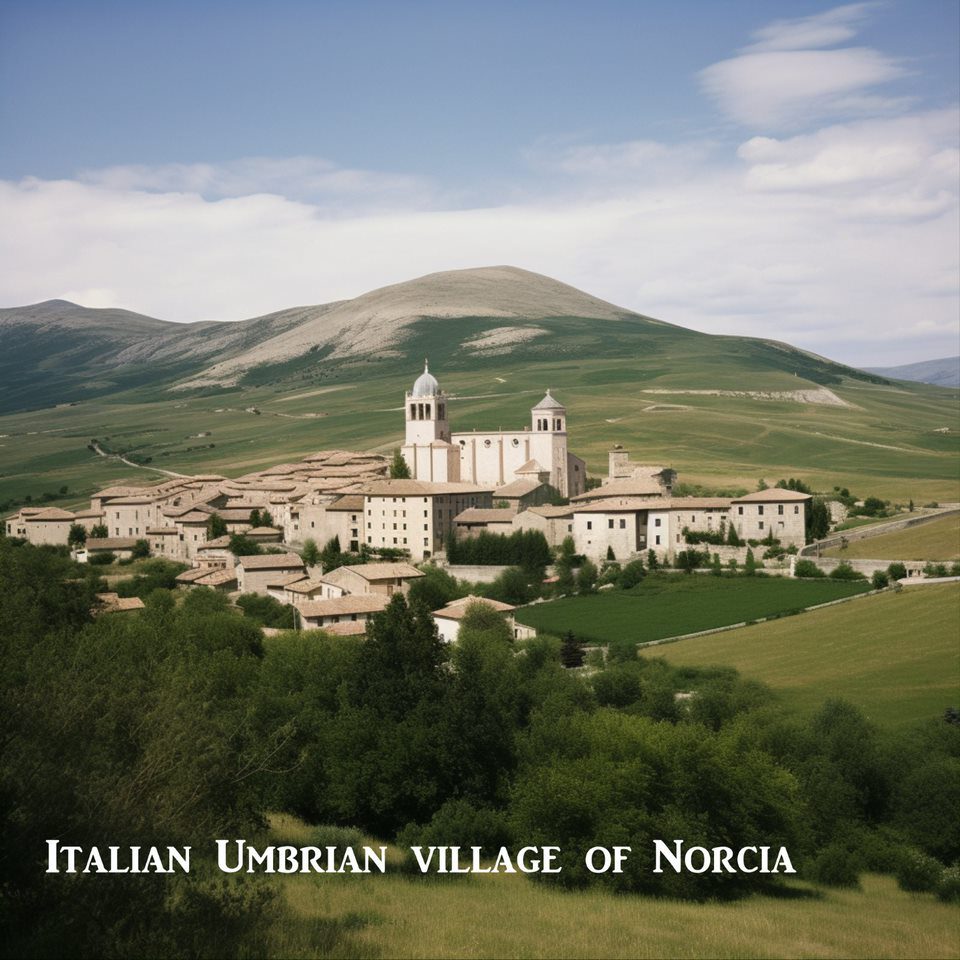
[3,362,836,636]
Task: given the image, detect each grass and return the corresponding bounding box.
[641,583,960,728]
[823,515,960,561]
[514,575,872,646]
[261,817,960,959]
[0,345,957,509]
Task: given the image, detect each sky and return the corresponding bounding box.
[0,0,957,366]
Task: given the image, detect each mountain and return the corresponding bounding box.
[0,266,888,413]
[864,356,960,388]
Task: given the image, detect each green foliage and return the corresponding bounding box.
[88,550,116,565]
[896,849,944,893]
[89,523,108,538]
[726,524,744,547]
[794,559,826,578]
[319,535,344,571]
[606,544,615,561]
[805,842,862,888]
[229,533,263,556]
[114,559,189,598]
[236,592,296,629]
[830,562,867,581]
[744,548,758,576]
[207,512,228,538]
[560,631,585,668]
[807,498,830,541]
[576,559,598,594]
[682,526,725,546]
[408,563,465,610]
[937,864,960,903]
[483,566,540,606]
[887,562,907,581]
[67,522,86,547]
[301,537,320,566]
[449,529,551,573]
[131,537,150,559]
[859,497,889,517]
[390,448,412,479]
[776,478,814,494]
[617,558,645,589]
[676,549,708,573]
[871,569,889,589]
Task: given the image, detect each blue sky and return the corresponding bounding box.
[1,0,957,364]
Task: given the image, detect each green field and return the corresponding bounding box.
[263,816,960,960]
[514,576,872,646]
[823,515,960,561]
[0,325,958,512]
[641,583,960,728]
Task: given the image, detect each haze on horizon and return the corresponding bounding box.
[0,0,957,367]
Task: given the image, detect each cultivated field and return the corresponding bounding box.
[514,576,872,646]
[823,515,960,560]
[263,817,960,960]
[641,583,960,728]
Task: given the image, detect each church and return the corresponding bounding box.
[400,362,587,498]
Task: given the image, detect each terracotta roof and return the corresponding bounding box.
[435,597,516,620]
[86,537,139,550]
[95,593,145,613]
[298,594,390,618]
[197,536,232,549]
[175,568,209,583]
[237,553,305,570]
[146,527,179,535]
[195,569,237,587]
[516,459,547,475]
[266,572,309,588]
[571,477,666,501]
[320,620,368,636]
[24,507,76,521]
[247,526,282,535]
[494,478,543,498]
[532,390,565,410]
[732,489,812,503]
[284,578,328,595]
[573,497,730,513]
[455,508,516,524]
[360,479,493,496]
[327,562,424,581]
[525,504,575,518]
[326,495,365,511]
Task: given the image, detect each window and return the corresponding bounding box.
[738,506,743,515]
[619,519,626,529]
[586,521,592,530]
[654,518,661,527]
[758,521,764,530]
[608,519,614,529]
[691,515,696,523]
[655,535,661,545]
[794,506,800,514]
[512,438,519,446]
[758,505,764,516]
[778,504,784,515]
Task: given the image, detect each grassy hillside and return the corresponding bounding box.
[0,348,957,513]
[513,576,871,646]
[641,583,960,728]
[264,816,959,960]
[823,515,960,560]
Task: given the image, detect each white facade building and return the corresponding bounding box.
[400,362,585,498]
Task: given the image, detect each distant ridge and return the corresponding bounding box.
[864,356,960,388]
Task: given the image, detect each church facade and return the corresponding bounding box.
[400,362,586,498]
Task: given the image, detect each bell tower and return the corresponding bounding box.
[405,360,450,445]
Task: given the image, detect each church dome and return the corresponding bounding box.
[532,389,564,410]
[411,360,439,397]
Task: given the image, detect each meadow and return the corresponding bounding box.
[641,582,960,728]
[513,575,872,646]
[262,817,960,960]
[0,345,957,511]
[823,514,960,560]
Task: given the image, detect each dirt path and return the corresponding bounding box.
[91,441,190,479]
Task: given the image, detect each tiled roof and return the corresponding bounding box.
[237,553,305,570]
[360,479,493,496]
[298,594,390,618]
[435,596,516,620]
[86,537,139,550]
[330,562,424,581]
[454,508,516,524]
[732,489,812,503]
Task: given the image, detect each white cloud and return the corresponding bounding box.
[700,47,908,129]
[77,156,437,211]
[747,3,877,52]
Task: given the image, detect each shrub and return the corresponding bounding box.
[806,842,861,888]
[871,570,889,590]
[794,559,825,578]
[88,551,116,566]
[131,539,150,559]
[896,849,943,893]
[937,864,960,903]
[829,562,866,581]
[923,562,949,578]
[312,824,366,850]
[887,562,907,581]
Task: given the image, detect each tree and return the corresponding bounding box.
[726,523,743,547]
[647,549,659,570]
[576,559,598,594]
[390,448,411,479]
[617,558,645,590]
[871,569,889,589]
[560,630,585,668]
[131,538,150,559]
[301,538,320,566]
[90,523,108,538]
[744,548,758,576]
[67,523,87,547]
[887,562,907,581]
[229,533,263,556]
[606,545,616,561]
[259,508,274,527]
[206,512,228,538]
[807,498,830,541]
[248,508,262,527]
[319,535,343,571]
[860,497,887,517]
[711,552,723,576]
